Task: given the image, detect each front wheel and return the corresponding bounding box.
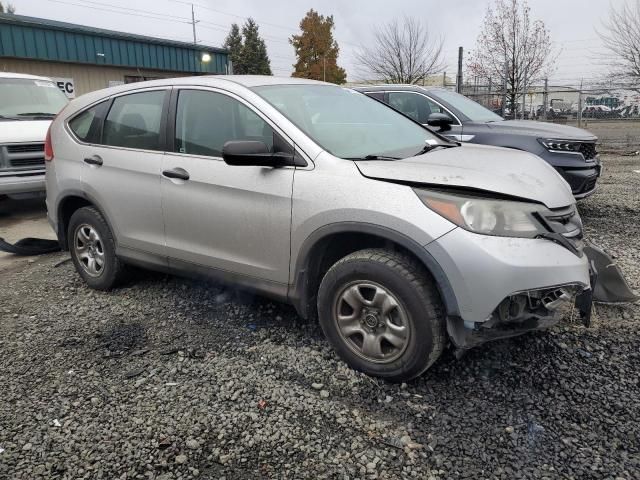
[317,249,446,382]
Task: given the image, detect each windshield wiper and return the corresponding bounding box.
[0,115,25,121]
[347,154,401,161]
[412,143,458,157]
[17,112,56,118]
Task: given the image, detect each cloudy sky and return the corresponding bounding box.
[13,0,616,86]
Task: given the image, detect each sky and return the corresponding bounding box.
[9,0,618,86]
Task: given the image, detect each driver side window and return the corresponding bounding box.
[175,90,274,157]
[388,91,455,125]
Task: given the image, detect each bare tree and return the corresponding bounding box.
[0,2,16,13]
[467,0,555,116]
[598,0,640,92]
[355,17,444,84]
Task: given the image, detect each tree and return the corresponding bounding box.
[223,23,244,74]
[355,18,444,84]
[467,0,554,116]
[223,19,271,75]
[290,9,346,84]
[0,2,16,13]
[241,19,272,75]
[598,0,640,91]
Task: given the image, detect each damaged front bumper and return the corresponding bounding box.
[447,282,594,350]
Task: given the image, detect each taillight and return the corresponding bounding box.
[44,125,54,161]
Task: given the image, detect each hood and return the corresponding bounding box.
[355,144,574,209]
[0,120,51,144]
[487,119,596,141]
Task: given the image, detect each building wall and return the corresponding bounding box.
[0,57,195,96]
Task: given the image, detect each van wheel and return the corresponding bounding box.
[317,249,446,382]
[68,206,126,290]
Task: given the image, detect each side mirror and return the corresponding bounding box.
[426,112,454,131]
[222,140,299,167]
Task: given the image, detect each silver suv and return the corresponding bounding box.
[45,76,592,381]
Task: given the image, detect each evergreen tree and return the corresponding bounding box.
[223,19,272,75]
[290,9,346,84]
[223,23,245,74]
[241,18,272,75]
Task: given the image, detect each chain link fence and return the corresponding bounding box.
[456,82,640,151]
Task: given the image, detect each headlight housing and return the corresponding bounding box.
[538,138,582,152]
[414,189,548,238]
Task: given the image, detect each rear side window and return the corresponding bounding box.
[68,101,107,143]
[175,90,274,157]
[103,90,166,151]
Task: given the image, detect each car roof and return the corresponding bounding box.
[351,84,449,94]
[0,71,54,81]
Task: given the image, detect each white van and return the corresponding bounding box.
[0,72,69,199]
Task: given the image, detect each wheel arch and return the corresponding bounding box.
[56,191,116,250]
[289,222,460,320]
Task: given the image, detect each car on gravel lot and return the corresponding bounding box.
[0,72,69,199]
[44,76,593,381]
[352,85,602,198]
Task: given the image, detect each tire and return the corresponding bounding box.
[67,206,127,290]
[317,248,446,382]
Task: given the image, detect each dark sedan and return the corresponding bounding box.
[352,85,601,198]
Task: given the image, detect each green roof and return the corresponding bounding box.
[0,13,229,74]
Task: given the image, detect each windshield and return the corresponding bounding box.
[252,84,444,159]
[0,78,68,119]
[433,89,504,123]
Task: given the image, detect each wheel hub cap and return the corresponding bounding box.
[333,281,410,364]
[74,224,105,277]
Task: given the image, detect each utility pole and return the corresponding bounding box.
[521,66,528,120]
[542,78,548,120]
[577,78,584,127]
[190,4,198,44]
[442,71,447,88]
[501,59,508,118]
[456,47,463,93]
[323,56,326,82]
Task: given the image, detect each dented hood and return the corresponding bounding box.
[355,143,575,209]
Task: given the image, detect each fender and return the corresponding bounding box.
[55,189,118,250]
[289,222,461,319]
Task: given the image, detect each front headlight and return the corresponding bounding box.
[538,138,582,152]
[414,189,548,238]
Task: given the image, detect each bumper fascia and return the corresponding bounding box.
[0,172,46,196]
[425,227,591,325]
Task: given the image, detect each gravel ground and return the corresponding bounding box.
[1,154,638,480]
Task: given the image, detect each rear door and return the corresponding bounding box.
[161,87,294,287]
[76,88,169,256]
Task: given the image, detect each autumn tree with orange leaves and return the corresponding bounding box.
[290,9,347,84]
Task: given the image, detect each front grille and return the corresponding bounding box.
[579,142,597,160]
[7,143,44,154]
[2,143,45,170]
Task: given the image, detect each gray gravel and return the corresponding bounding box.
[1,154,639,480]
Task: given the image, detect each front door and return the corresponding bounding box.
[78,88,169,256]
[161,88,294,288]
[386,91,464,141]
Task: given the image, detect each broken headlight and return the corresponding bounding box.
[414,189,548,238]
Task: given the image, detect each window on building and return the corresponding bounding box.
[102,90,166,151]
[174,90,274,157]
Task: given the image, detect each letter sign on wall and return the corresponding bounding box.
[52,77,75,98]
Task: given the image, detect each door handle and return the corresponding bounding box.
[83,155,103,166]
[162,168,190,181]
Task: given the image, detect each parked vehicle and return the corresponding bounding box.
[46,76,593,381]
[352,85,602,198]
[0,72,69,199]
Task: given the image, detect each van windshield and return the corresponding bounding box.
[0,78,68,119]
[252,84,446,159]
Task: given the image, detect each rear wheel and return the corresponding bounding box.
[317,249,446,382]
[68,206,126,290]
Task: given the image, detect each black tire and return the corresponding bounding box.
[67,206,126,290]
[317,248,446,382]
